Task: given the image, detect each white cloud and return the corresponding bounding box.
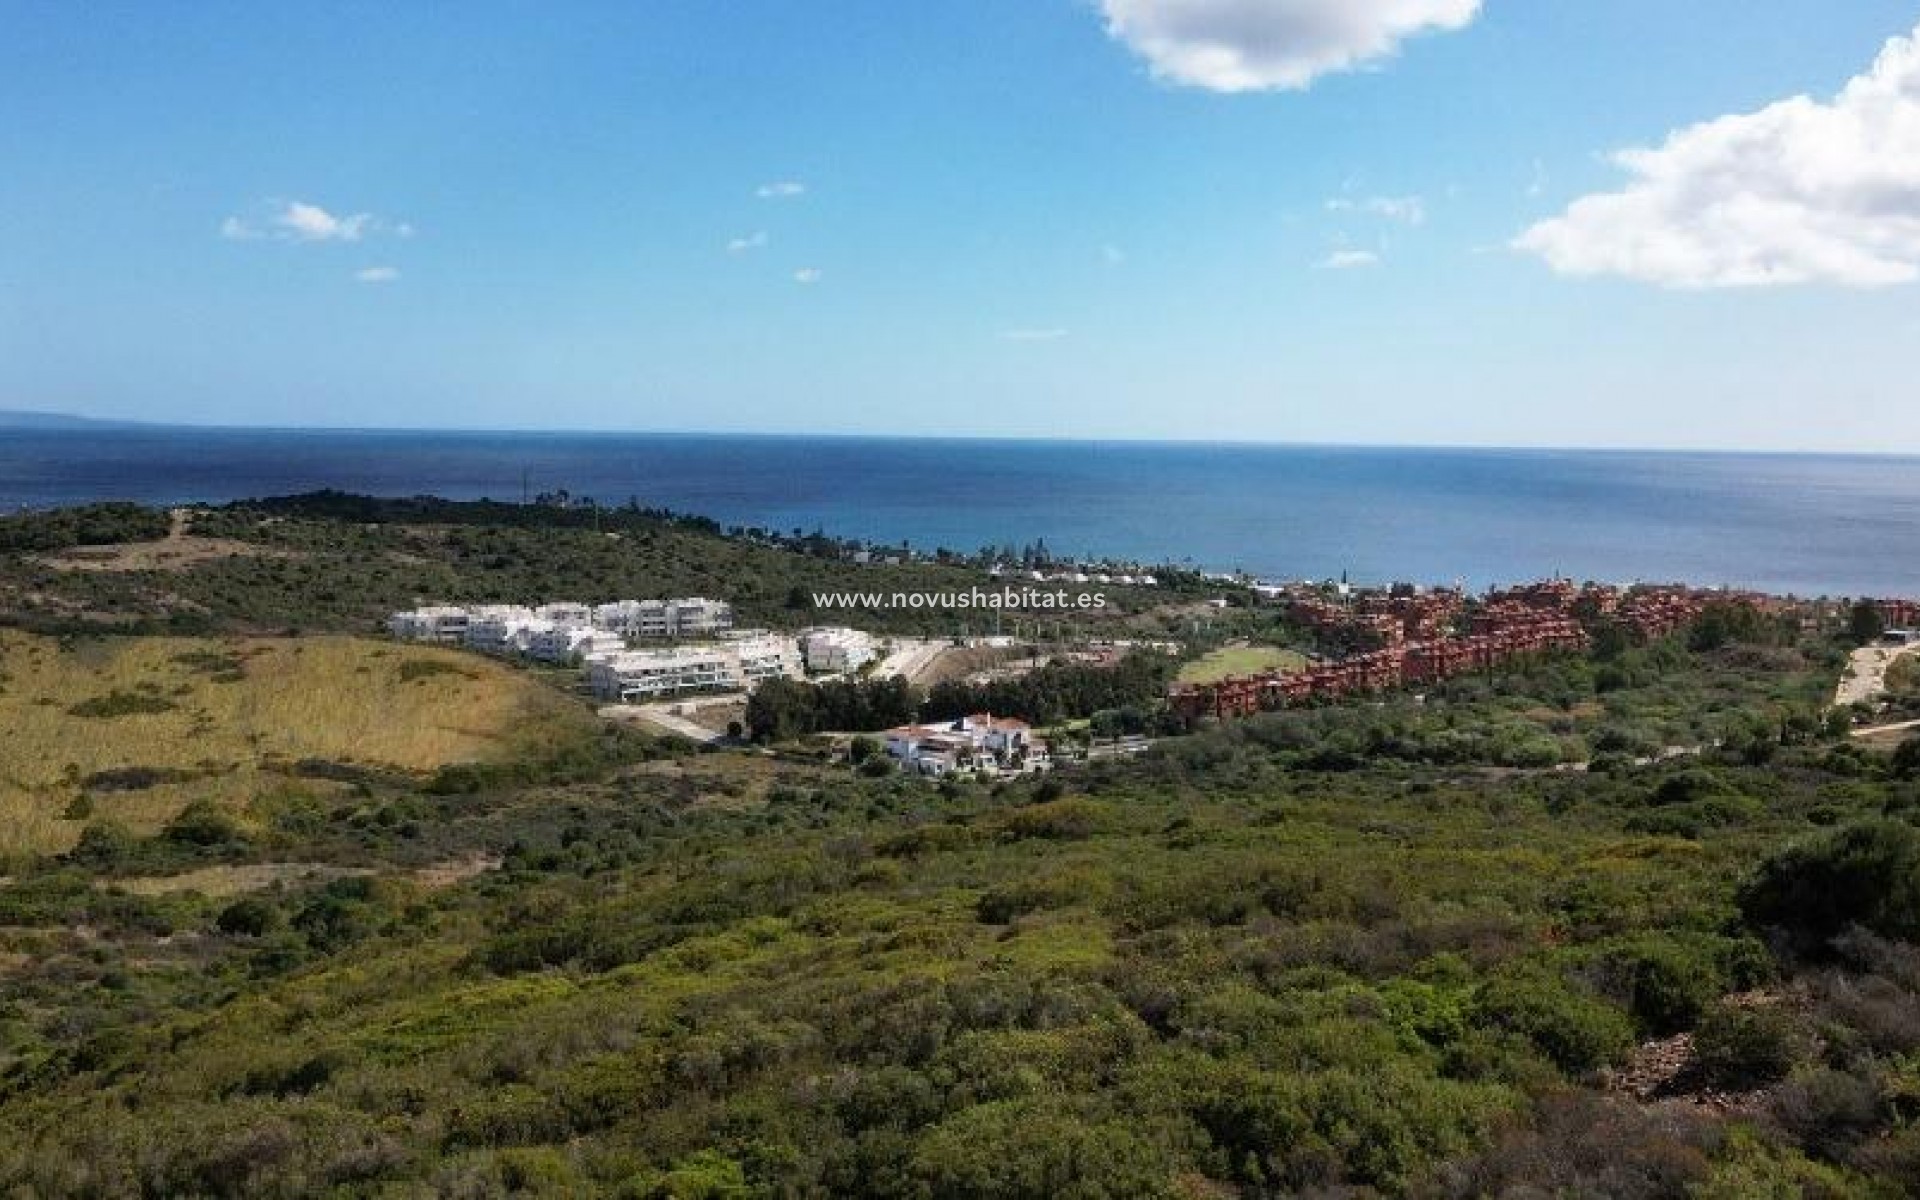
[1001,328,1070,341]
[1515,21,1920,288]
[221,199,405,244]
[1326,194,1426,224]
[793,267,823,284]
[1102,244,1127,265]
[354,266,400,284]
[1099,0,1481,93]
[756,180,806,199]
[277,201,371,242]
[1317,249,1380,269]
[727,231,769,254]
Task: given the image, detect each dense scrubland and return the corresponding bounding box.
[0,495,1189,639]
[3,498,1920,1197]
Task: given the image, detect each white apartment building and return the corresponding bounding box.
[801,626,875,674]
[463,606,539,654]
[667,597,732,637]
[594,599,670,638]
[535,601,593,627]
[387,606,470,643]
[526,625,625,664]
[724,631,802,685]
[591,597,733,639]
[588,645,742,701]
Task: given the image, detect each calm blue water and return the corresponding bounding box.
[2,426,1916,596]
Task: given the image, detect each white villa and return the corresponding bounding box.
[801,626,876,674]
[882,713,1049,776]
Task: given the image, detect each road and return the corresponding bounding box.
[873,637,948,685]
[1836,643,1918,708]
[599,702,725,744]
[1853,717,1920,741]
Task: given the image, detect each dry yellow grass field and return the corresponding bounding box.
[0,632,594,856]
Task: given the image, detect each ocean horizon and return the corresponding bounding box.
[3,422,1917,597]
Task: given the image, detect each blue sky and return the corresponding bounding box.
[3,0,1919,450]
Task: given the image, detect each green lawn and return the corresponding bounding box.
[1177,643,1308,684]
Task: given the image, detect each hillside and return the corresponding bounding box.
[0,493,1192,639]
[0,631,596,856]
[3,592,1919,1195]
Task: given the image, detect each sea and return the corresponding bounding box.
[1,425,1916,597]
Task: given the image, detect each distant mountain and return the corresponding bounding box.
[0,409,149,430]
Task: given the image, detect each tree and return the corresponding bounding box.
[1849,601,1887,647]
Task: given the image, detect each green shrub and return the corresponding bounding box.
[1476,966,1634,1075]
[216,897,281,937]
[1739,819,1920,952]
[1893,736,1920,780]
[996,798,1106,842]
[1589,936,1727,1036]
[164,799,246,847]
[1692,1004,1797,1089]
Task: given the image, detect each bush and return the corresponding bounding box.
[1692,1004,1797,1089]
[164,799,246,847]
[67,690,177,718]
[1589,936,1729,1036]
[1477,966,1635,1075]
[1739,820,1920,953]
[1893,736,1920,780]
[217,897,282,937]
[995,798,1106,842]
[1769,1068,1884,1160]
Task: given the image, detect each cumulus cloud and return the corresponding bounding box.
[756,180,806,199]
[221,200,404,244]
[1327,194,1426,224]
[354,266,400,284]
[1515,22,1920,288]
[1099,0,1481,93]
[727,231,769,253]
[793,267,823,284]
[1317,248,1380,269]
[1001,328,1069,341]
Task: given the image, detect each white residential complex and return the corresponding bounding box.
[388,597,797,700]
[800,626,875,674]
